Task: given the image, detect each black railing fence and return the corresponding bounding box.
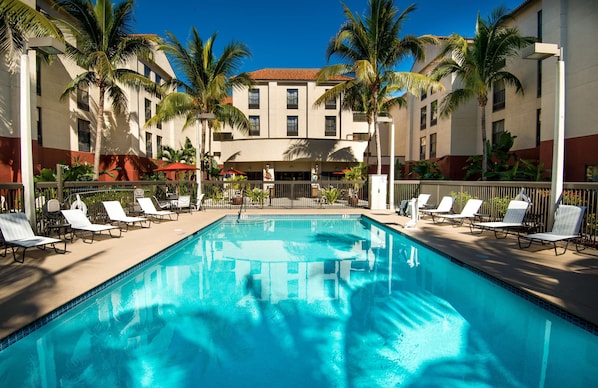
[1,179,597,247]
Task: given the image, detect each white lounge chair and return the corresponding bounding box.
[434,199,484,226]
[420,196,455,222]
[470,200,530,238]
[398,193,431,216]
[0,212,66,263]
[172,195,192,213]
[518,205,586,255]
[137,197,178,222]
[61,209,122,243]
[102,201,150,230]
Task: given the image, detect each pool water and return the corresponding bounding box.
[1,215,598,387]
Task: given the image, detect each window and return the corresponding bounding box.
[537,61,542,98]
[324,260,336,274]
[155,74,162,85]
[429,133,437,158]
[36,55,41,96]
[155,103,161,129]
[536,109,541,147]
[420,106,427,130]
[143,64,151,78]
[492,119,505,147]
[325,116,336,136]
[430,100,438,126]
[287,116,298,136]
[77,85,89,111]
[77,119,91,152]
[145,132,153,158]
[156,135,162,156]
[145,98,151,123]
[421,89,427,100]
[419,136,426,160]
[288,279,299,298]
[248,89,260,109]
[493,80,505,111]
[249,116,260,136]
[537,10,543,41]
[37,107,43,146]
[325,89,336,109]
[288,262,299,274]
[287,89,298,109]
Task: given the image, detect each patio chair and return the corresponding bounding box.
[102,201,150,230]
[0,212,66,263]
[470,200,530,238]
[137,197,178,222]
[173,195,192,213]
[517,205,586,255]
[433,199,484,226]
[194,193,205,211]
[420,196,455,222]
[61,209,122,243]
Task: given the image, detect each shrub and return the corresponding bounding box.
[322,186,342,205]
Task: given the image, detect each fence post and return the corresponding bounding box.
[56,164,65,204]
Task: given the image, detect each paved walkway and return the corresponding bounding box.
[1,208,597,340]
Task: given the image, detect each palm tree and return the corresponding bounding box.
[316,0,441,175]
[157,137,195,163]
[0,0,62,68]
[430,6,535,180]
[148,28,253,192]
[55,0,160,180]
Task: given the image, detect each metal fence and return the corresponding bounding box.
[394,180,598,247]
[1,179,597,247]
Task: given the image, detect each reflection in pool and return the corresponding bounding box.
[0,215,597,387]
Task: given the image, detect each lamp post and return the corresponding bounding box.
[377,115,394,211]
[195,112,216,199]
[523,42,564,227]
[20,37,64,228]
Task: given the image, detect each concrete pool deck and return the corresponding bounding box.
[1,208,597,340]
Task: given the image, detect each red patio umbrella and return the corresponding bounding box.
[154,162,199,172]
[219,168,246,176]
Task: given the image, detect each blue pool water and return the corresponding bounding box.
[1,215,598,387]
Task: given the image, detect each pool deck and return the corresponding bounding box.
[1,208,598,340]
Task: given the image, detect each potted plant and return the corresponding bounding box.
[343,163,367,207]
[321,186,341,205]
[246,187,269,207]
[228,175,248,205]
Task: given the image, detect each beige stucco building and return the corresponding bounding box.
[0,0,186,182]
[212,69,370,181]
[398,0,598,181]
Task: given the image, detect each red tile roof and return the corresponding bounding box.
[248,68,351,81]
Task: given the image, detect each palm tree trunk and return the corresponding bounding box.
[480,103,488,180]
[93,87,105,180]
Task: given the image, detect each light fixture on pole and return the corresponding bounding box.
[20,37,65,228]
[195,112,216,199]
[523,42,564,227]
[377,115,394,211]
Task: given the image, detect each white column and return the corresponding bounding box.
[388,119,395,211]
[549,51,565,227]
[20,51,35,227]
[195,117,202,198]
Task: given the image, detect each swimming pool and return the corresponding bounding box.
[1,214,597,387]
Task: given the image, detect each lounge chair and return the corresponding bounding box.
[102,201,150,230]
[433,199,484,226]
[470,200,530,238]
[172,195,192,213]
[137,197,178,222]
[518,205,586,255]
[0,212,66,263]
[420,196,455,222]
[61,209,122,243]
[398,194,431,216]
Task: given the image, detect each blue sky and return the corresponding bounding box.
[134,0,524,75]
